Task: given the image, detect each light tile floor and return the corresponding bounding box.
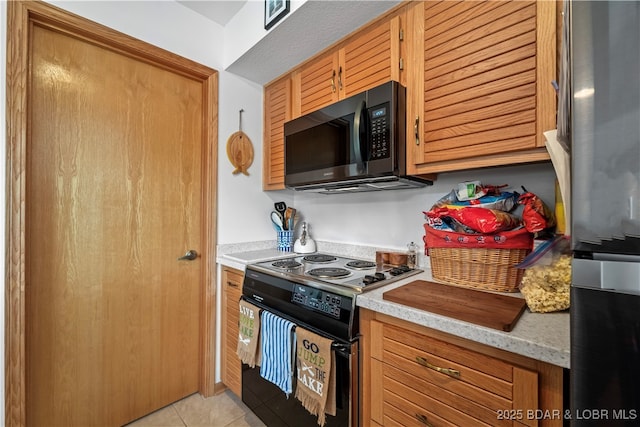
[125,391,267,427]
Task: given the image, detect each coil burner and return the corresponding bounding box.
[345,260,376,270]
[306,267,351,279]
[271,259,302,270]
[303,254,338,263]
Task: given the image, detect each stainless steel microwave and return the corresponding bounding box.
[283,81,433,194]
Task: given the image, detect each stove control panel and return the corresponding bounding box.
[292,284,344,319]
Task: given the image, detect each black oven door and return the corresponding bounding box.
[242,340,358,427]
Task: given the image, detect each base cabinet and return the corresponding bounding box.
[360,309,564,427]
[221,266,243,397]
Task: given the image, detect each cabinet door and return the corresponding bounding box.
[263,75,291,190]
[296,12,403,116]
[407,0,556,175]
[342,14,402,98]
[221,267,243,397]
[297,51,341,116]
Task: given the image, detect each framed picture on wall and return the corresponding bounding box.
[264,0,290,30]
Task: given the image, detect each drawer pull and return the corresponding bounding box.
[227,281,239,288]
[416,356,461,378]
[415,413,433,426]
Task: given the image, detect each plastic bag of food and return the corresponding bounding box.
[517,236,571,313]
[431,186,518,212]
[456,181,486,201]
[517,187,556,233]
[426,206,521,234]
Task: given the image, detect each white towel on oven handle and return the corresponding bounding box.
[259,310,296,397]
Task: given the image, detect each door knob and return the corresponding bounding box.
[177,250,198,261]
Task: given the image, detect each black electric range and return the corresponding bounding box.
[240,252,421,427]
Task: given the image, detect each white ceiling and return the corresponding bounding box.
[177,1,247,26]
[176,0,402,84]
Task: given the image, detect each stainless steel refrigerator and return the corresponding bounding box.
[570,1,640,426]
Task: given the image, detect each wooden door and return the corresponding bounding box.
[6,2,217,427]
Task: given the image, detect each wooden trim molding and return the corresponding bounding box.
[5,2,218,426]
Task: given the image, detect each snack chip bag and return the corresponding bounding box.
[517,188,556,233]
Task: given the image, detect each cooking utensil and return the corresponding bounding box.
[288,208,296,231]
[274,201,286,215]
[284,207,296,231]
[271,211,284,231]
[226,109,254,175]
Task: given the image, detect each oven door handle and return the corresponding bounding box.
[331,341,355,358]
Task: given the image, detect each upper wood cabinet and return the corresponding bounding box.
[406,0,556,175]
[292,9,405,117]
[263,74,291,190]
[262,6,406,190]
[262,0,558,190]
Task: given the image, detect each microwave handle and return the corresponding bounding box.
[353,99,366,173]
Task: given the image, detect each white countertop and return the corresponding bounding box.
[217,245,570,369]
[217,248,297,271]
[357,270,570,369]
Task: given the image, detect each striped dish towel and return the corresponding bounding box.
[259,310,296,396]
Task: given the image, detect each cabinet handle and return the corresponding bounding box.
[331,70,336,93]
[227,281,239,288]
[416,356,461,378]
[415,413,433,426]
[414,116,420,146]
[338,66,343,90]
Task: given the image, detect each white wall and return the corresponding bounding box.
[291,163,557,253]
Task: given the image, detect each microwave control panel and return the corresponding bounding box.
[368,103,390,160]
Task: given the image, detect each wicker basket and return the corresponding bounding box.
[428,247,529,292]
[424,225,532,292]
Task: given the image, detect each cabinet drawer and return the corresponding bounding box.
[374,320,539,426]
[383,363,511,426]
[225,270,244,288]
[364,311,563,427]
[381,323,514,398]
